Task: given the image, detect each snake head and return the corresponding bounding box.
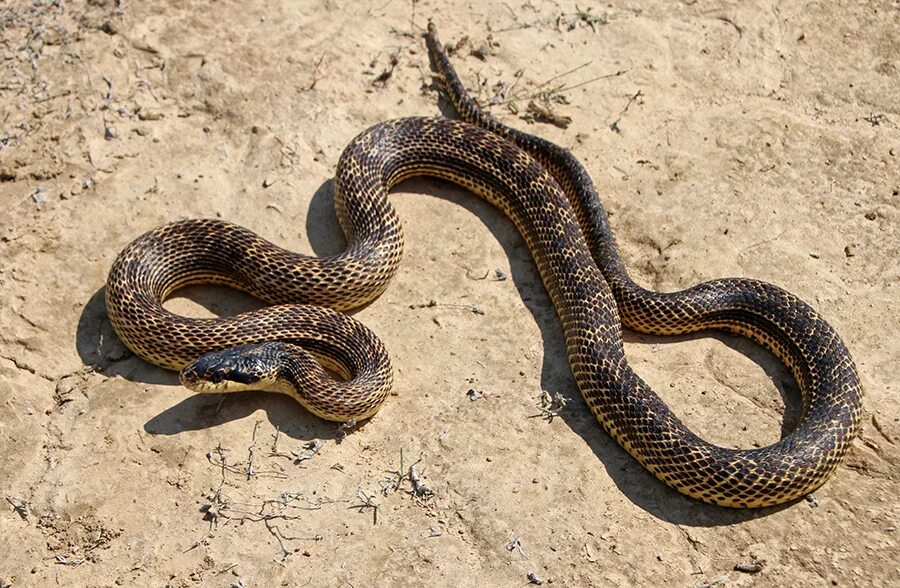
[180,343,286,394]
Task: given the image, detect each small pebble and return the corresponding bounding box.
[471,44,492,61]
[809,252,820,259]
[844,244,856,257]
[735,562,763,574]
[138,109,163,121]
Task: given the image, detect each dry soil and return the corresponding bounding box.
[0,1,898,587]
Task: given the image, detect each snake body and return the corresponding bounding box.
[105,24,862,507]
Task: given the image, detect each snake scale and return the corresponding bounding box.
[105,24,862,507]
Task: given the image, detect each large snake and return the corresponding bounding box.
[104,24,862,507]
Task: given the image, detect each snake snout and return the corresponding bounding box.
[179,360,226,392]
[179,365,200,386]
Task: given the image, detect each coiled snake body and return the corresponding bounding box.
[105,24,862,507]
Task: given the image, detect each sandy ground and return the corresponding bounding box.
[1,0,898,586]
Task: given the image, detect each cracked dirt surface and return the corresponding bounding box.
[0,1,898,586]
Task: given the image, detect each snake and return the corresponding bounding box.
[104,23,862,507]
